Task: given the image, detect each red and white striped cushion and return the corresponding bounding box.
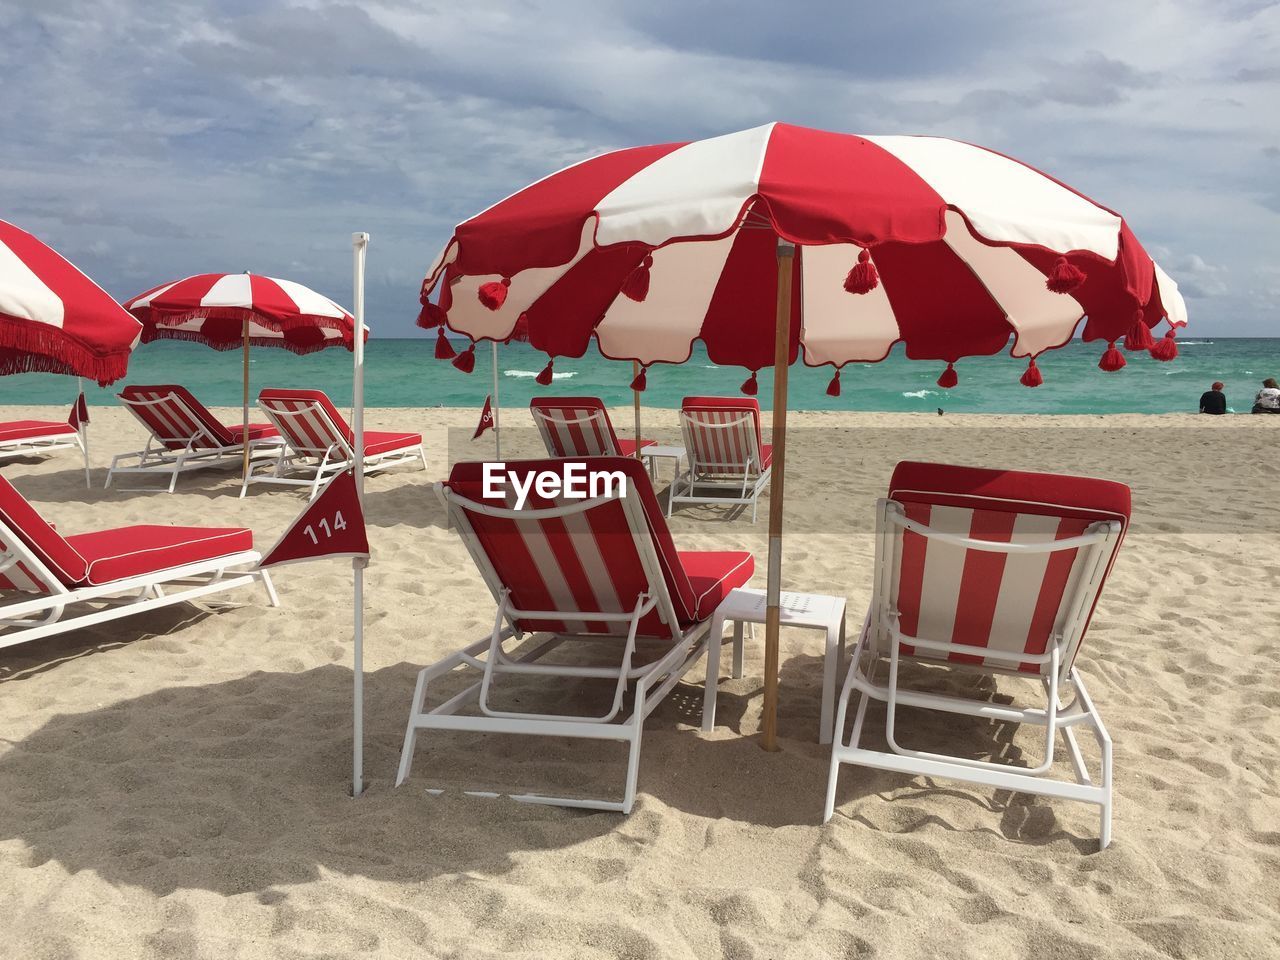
[886,461,1130,673]
[681,396,766,472]
[118,384,276,451]
[530,397,622,457]
[446,457,753,638]
[259,388,351,457]
[258,389,420,458]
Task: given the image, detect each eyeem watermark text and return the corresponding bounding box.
[482,462,628,510]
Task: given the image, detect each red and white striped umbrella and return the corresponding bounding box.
[419,122,1187,392]
[125,273,356,355]
[0,219,142,385]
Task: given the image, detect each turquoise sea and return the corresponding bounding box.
[1,337,1275,415]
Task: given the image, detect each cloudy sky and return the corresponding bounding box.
[3,0,1276,335]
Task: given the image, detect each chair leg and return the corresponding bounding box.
[395,669,430,787]
[622,701,646,815]
[259,569,280,607]
[1100,737,1113,850]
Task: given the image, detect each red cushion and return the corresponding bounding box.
[759,444,772,469]
[0,476,87,584]
[679,550,755,620]
[616,438,656,457]
[365,431,421,456]
[888,461,1131,526]
[227,423,280,443]
[65,525,254,586]
[0,421,77,443]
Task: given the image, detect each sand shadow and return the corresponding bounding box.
[0,661,620,899]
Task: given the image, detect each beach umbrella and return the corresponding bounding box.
[123,273,358,478]
[416,122,1189,750]
[1,219,143,485]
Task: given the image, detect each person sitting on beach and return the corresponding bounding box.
[1200,382,1228,415]
[1252,378,1280,414]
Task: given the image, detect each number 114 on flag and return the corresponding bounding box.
[261,470,370,568]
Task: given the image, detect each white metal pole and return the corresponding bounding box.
[492,340,501,459]
[351,231,369,798]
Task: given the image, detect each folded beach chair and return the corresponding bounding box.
[0,475,277,651]
[0,397,88,479]
[107,384,282,493]
[824,461,1129,848]
[244,388,426,499]
[396,455,754,811]
[529,396,655,459]
[670,396,772,522]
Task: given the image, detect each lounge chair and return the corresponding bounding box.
[670,396,772,522]
[529,396,655,458]
[107,385,282,492]
[395,455,754,811]
[0,475,277,650]
[244,388,426,499]
[824,461,1129,849]
[0,397,88,482]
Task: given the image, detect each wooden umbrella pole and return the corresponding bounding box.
[761,240,795,752]
[241,318,251,482]
[632,360,642,458]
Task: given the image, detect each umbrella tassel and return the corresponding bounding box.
[843,248,879,295]
[1099,341,1126,371]
[535,358,555,385]
[434,327,456,360]
[826,368,841,397]
[478,277,511,311]
[629,364,648,392]
[417,280,447,328]
[1020,357,1043,387]
[621,255,654,302]
[937,362,958,388]
[452,343,476,373]
[1124,311,1155,351]
[1046,257,1086,293]
[1150,325,1178,361]
[740,370,759,396]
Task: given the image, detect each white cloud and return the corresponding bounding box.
[1,0,1276,334]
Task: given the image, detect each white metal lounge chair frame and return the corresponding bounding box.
[824,498,1121,849]
[670,410,771,522]
[107,391,282,493]
[242,398,426,500]
[0,518,279,652]
[395,483,713,812]
[0,425,89,485]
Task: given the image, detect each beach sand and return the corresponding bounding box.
[1,405,1277,959]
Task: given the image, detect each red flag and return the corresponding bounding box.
[68,392,89,431]
[473,394,495,440]
[261,469,370,568]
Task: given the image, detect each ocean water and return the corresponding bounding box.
[2,337,1276,415]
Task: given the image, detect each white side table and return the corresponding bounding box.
[702,588,847,744]
[641,444,685,511]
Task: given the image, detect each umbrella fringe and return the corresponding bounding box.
[137,306,353,334]
[0,321,131,386]
[141,327,350,356]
